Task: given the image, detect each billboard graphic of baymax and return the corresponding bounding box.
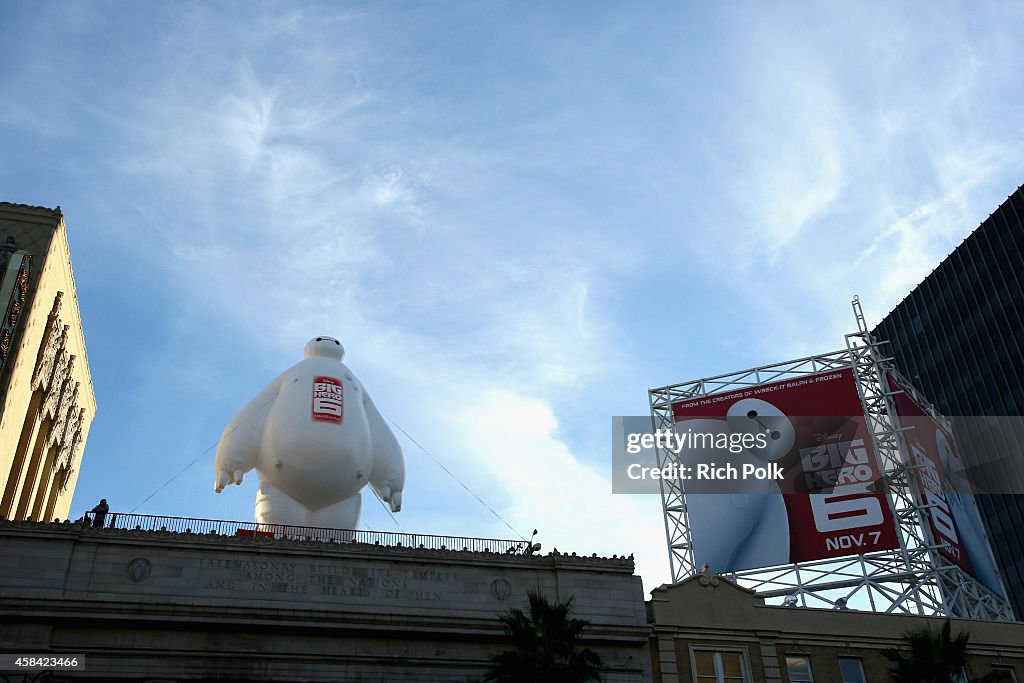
[670,368,900,574]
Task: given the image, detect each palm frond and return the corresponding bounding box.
[485,590,604,683]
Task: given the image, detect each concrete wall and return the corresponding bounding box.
[0,520,651,682]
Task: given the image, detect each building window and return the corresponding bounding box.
[989,668,1017,683]
[785,654,814,682]
[838,657,866,683]
[692,648,748,683]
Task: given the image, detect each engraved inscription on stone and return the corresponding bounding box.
[490,578,512,601]
[197,558,458,602]
[127,558,152,583]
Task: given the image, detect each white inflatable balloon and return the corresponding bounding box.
[214,336,405,530]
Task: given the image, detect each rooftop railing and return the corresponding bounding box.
[81,510,531,555]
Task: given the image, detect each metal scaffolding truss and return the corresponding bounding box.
[648,348,853,584]
[648,298,1013,620]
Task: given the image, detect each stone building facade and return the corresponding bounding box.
[0,202,95,524]
[0,519,652,682]
[5,518,1024,682]
[649,571,1024,683]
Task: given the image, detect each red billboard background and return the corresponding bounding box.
[887,374,975,574]
[671,368,900,570]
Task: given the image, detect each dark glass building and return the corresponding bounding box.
[873,184,1024,619]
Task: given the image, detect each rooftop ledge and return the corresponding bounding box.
[0,512,635,567]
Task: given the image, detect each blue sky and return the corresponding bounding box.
[2,1,1022,593]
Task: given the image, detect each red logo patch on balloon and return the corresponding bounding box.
[312,376,344,423]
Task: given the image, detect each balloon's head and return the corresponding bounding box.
[304,336,345,361]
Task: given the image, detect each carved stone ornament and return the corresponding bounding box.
[49,380,79,447]
[697,573,721,587]
[68,430,82,468]
[127,558,152,583]
[697,562,720,587]
[54,409,85,473]
[490,578,512,601]
[31,294,63,389]
[37,326,69,397]
[42,351,73,418]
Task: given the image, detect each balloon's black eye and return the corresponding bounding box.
[316,337,322,341]
[334,340,339,345]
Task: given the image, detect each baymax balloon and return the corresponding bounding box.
[214,336,405,529]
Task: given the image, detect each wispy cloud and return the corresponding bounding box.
[678,2,1024,364]
[104,28,645,576]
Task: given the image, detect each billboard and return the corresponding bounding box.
[887,374,1005,595]
[670,368,900,574]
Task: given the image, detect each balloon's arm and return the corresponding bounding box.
[364,390,405,513]
[214,378,280,492]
